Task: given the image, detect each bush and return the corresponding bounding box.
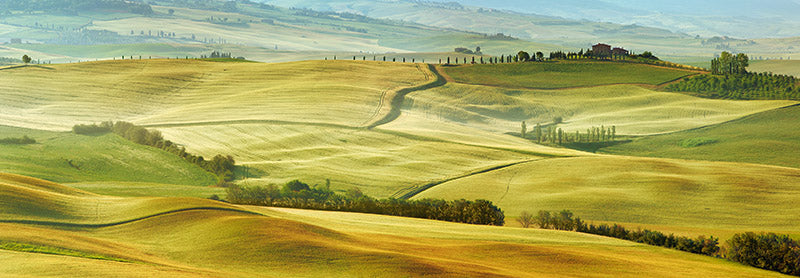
[679,137,718,148]
[72,122,113,135]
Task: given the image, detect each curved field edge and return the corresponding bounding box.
[600,104,800,169]
[399,82,795,136]
[0,173,785,277]
[0,59,428,131]
[0,125,217,185]
[412,155,800,235]
[441,61,701,90]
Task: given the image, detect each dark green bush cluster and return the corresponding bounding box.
[226,181,505,226]
[534,210,719,256]
[727,232,800,276]
[0,135,36,145]
[667,73,800,100]
[72,122,113,135]
[72,122,235,182]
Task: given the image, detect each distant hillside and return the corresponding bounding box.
[0,0,153,15]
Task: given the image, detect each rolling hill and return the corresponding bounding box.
[749,60,800,77]
[600,104,800,169]
[0,173,785,277]
[0,125,216,186]
[1,58,799,276]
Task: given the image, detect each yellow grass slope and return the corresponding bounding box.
[0,173,783,277]
[155,123,540,197]
[0,59,427,130]
[413,156,800,234]
[402,83,794,136]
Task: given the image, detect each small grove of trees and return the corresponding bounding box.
[21,55,31,64]
[666,72,800,100]
[0,135,36,145]
[529,210,720,257]
[72,122,236,183]
[526,123,616,145]
[226,182,505,226]
[711,52,749,75]
[204,51,232,59]
[727,232,800,276]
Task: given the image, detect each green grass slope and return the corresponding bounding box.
[600,105,800,168]
[413,155,800,236]
[0,173,784,277]
[0,125,216,185]
[442,61,700,89]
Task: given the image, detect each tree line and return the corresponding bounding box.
[72,122,236,183]
[520,210,799,276]
[727,232,800,276]
[226,181,505,226]
[0,135,36,145]
[522,210,720,256]
[667,72,799,100]
[521,121,617,145]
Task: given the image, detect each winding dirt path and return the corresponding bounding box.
[364,64,447,128]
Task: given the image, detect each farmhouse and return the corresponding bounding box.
[612,47,629,55]
[592,43,612,56]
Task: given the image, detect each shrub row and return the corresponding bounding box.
[72,121,235,183]
[529,210,800,276]
[666,72,800,100]
[0,135,36,145]
[226,181,505,226]
[531,210,719,256]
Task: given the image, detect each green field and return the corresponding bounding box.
[600,105,800,169]
[441,61,700,89]
[0,125,215,185]
[0,173,784,277]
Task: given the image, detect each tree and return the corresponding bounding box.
[475,46,482,54]
[517,51,530,62]
[521,121,527,138]
[535,52,544,61]
[517,211,534,228]
[21,55,31,64]
[535,123,542,143]
[536,210,552,229]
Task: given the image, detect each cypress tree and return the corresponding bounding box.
[611,126,616,141]
[535,123,542,143]
[521,121,527,138]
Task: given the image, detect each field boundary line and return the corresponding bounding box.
[392,158,545,199]
[0,207,263,229]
